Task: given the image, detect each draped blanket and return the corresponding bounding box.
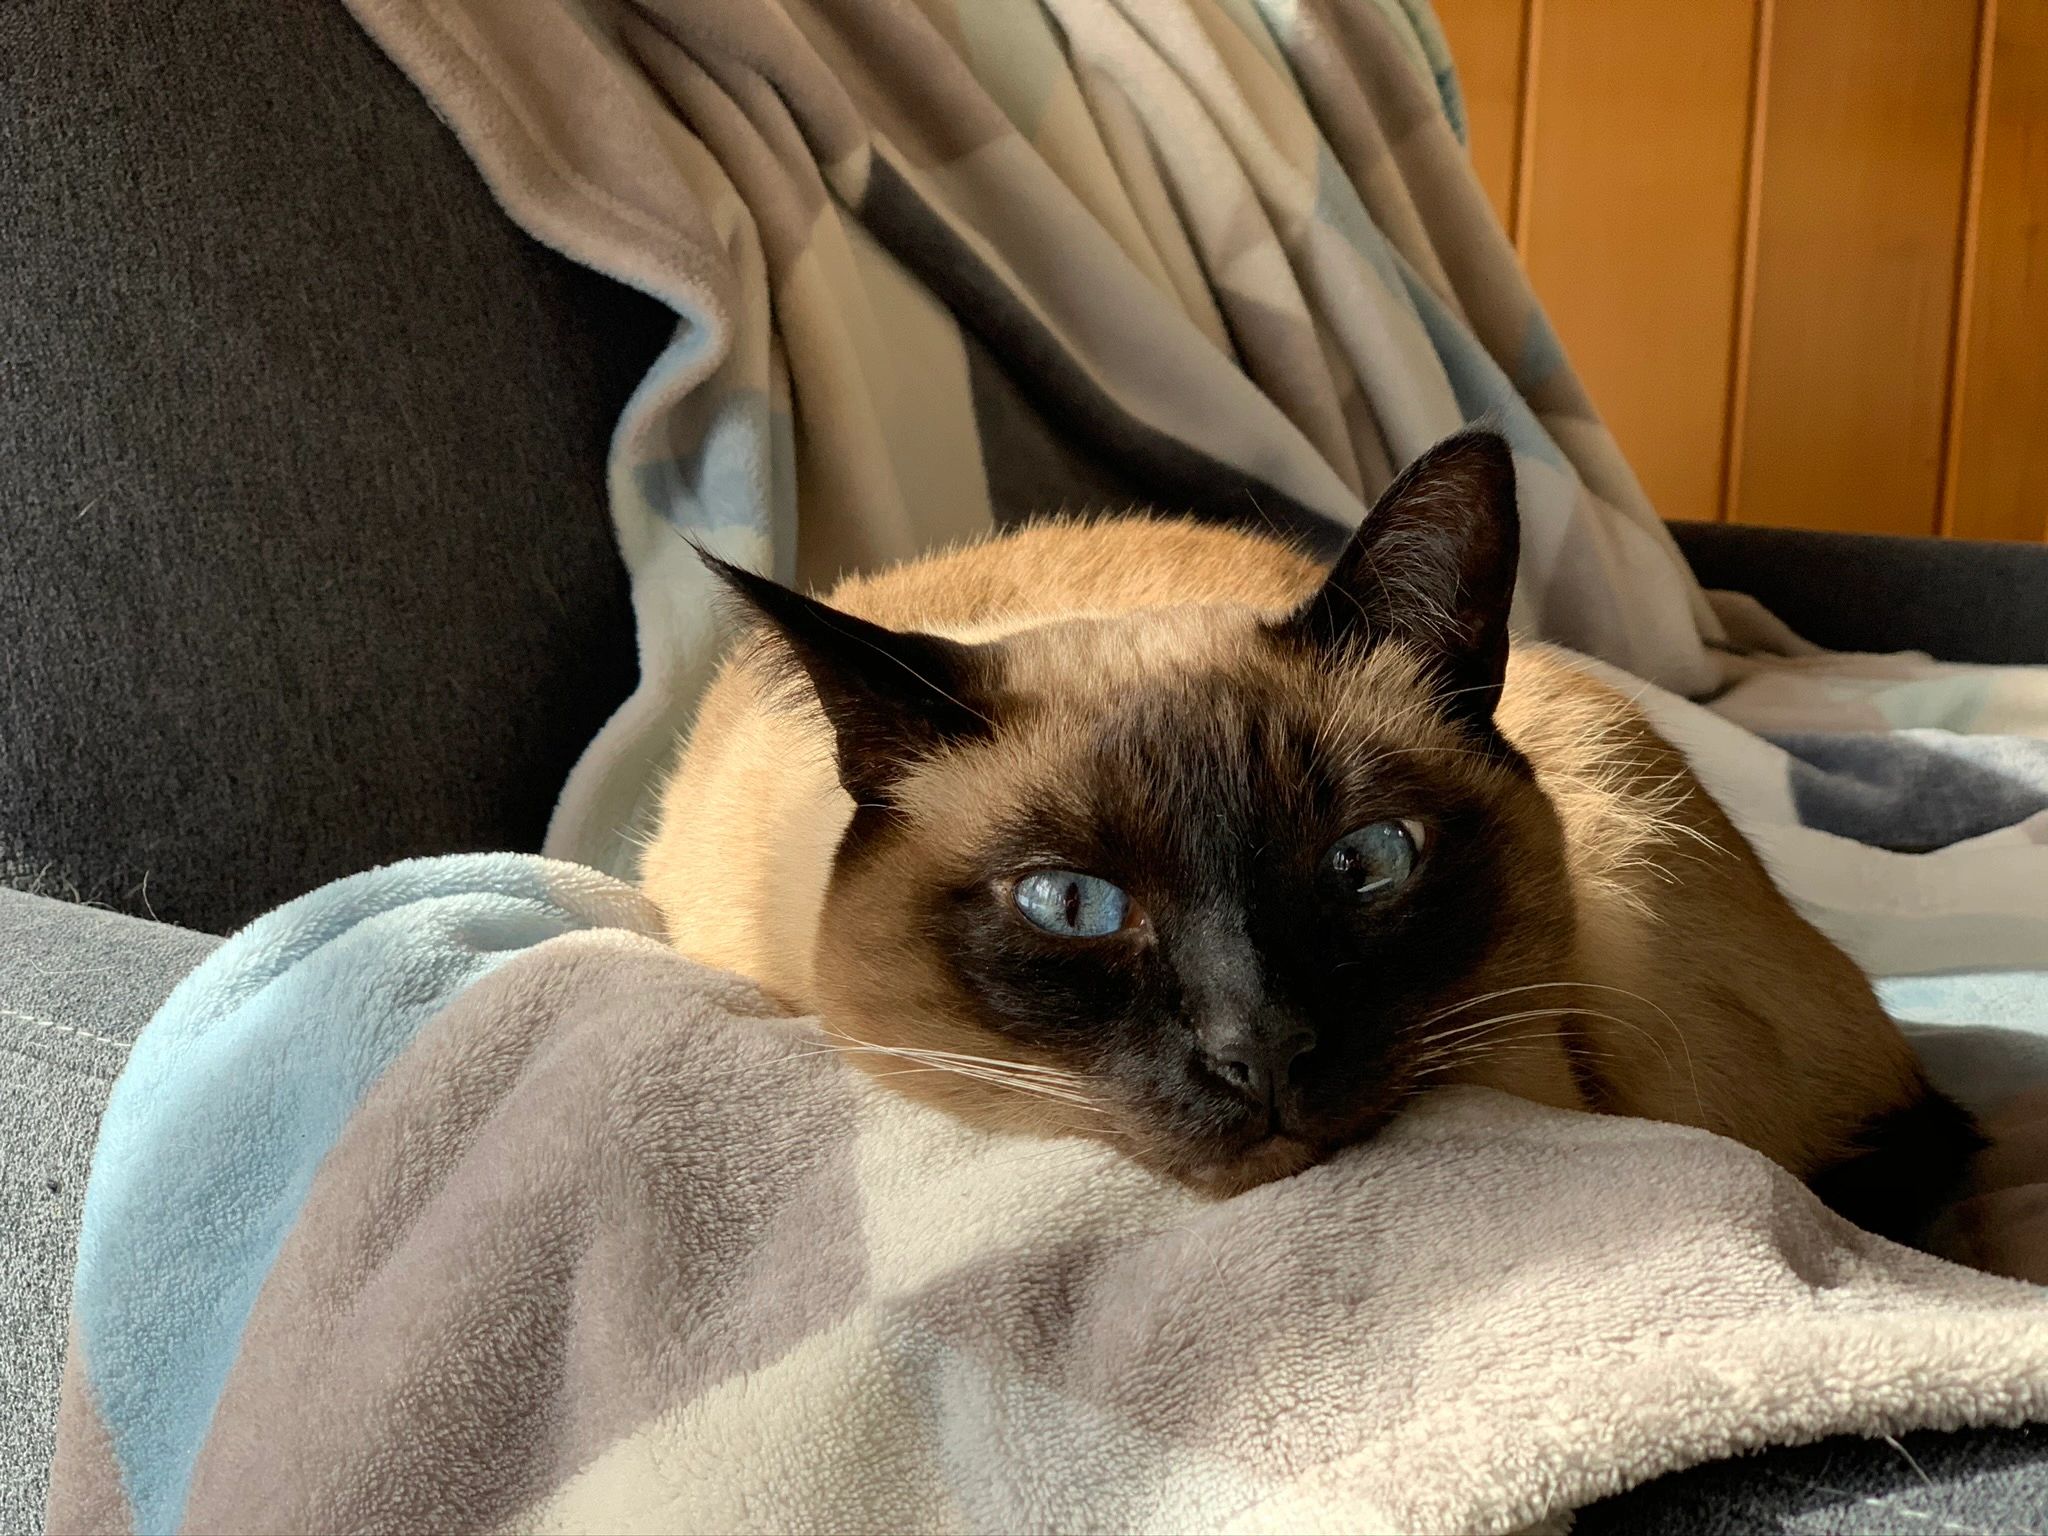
[40,827,2048,1534]
[342,0,1736,878]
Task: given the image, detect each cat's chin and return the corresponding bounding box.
[1171,1134,1322,1197]
[1153,1098,1408,1197]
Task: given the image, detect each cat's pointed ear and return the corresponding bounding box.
[697,552,995,804]
[1277,430,1519,733]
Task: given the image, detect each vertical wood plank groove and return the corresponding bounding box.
[1520,2,1759,524]
[1944,0,2048,541]
[1718,0,1776,525]
[1731,0,1980,537]
[1440,0,2033,541]
[1936,0,2000,538]
[1509,0,1544,255]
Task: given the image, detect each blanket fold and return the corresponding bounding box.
[341,0,1727,879]
[43,860,2048,1536]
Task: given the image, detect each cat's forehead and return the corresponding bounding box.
[899,608,1471,854]
[994,605,1446,737]
[972,604,1259,690]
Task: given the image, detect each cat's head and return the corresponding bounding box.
[706,432,1575,1192]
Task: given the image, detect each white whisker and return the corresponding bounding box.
[792,1030,1114,1116]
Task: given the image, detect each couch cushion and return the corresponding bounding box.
[1,0,671,935]
[0,891,217,1536]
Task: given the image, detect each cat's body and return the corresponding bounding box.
[646,435,1978,1237]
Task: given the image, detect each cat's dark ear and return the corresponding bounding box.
[697,553,995,804]
[1277,430,1519,735]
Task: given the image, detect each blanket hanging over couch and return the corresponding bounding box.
[341,0,1741,879]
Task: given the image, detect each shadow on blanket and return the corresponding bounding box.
[43,856,2048,1536]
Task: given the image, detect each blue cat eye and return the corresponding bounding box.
[1324,819,1423,899]
[1014,870,1131,938]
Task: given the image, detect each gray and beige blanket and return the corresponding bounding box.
[48,1,2048,1531]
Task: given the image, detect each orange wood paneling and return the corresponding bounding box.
[1730,0,1981,536]
[1435,0,1530,231]
[1944,0,2048,542]
[1437,0,2040,541]
[1518,1,1761,526]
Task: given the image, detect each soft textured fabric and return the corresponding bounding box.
[0,891,217,1535]
[8,902,2046,1536]
[1770,730,2048,852]
[13,902,2045,1536]
[1637,649,2048,1290]
[339,0,1745,882]
[1579,1420,2048,1535]
[0,0,669,935]
[42,631,2048,1532]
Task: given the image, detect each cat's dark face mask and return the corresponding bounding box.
[705,432,1578,1194]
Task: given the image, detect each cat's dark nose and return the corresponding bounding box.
[1199,1025,1314,1107]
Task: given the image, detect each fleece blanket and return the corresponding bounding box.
[43,653,2048,1535]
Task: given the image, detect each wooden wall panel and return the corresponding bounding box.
[1944,0,2048,543]
[1518,1,1760,527]
[1438,0,2040,541]
[1434,0,1529,230]
[1729,0,1981,535]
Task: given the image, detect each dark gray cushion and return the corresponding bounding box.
[1672,521,2048,666]
[1578,1420,2048,1534]
[0,891,218,1536]
[0,0,671,936]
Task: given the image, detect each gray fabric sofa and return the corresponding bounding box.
[4,6,2045,1534]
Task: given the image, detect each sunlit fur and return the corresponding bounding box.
[645,470,1962,1224]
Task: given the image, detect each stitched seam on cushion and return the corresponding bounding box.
[0,1006,127,1049]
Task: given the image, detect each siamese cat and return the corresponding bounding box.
[645,431,1980,1241]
